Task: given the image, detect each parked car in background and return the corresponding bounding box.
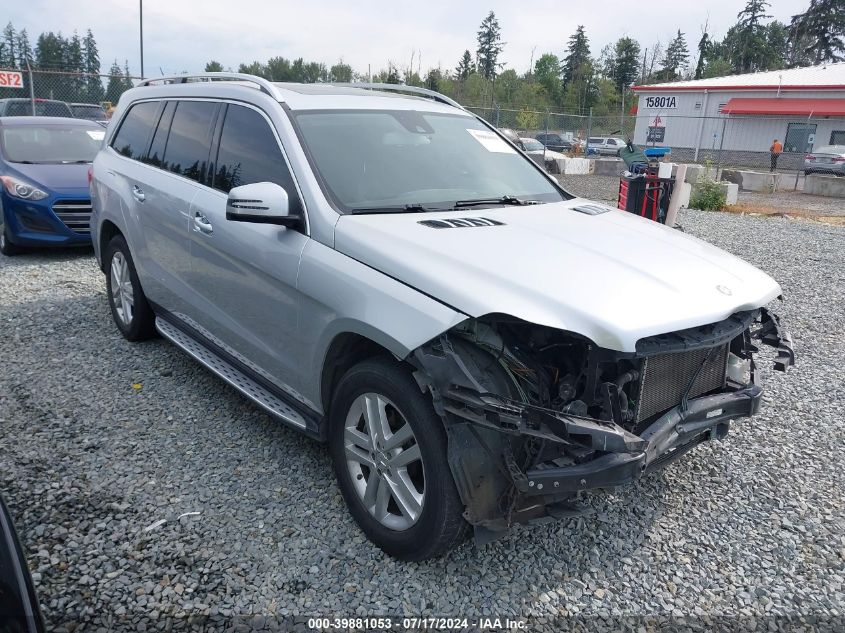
[0,116,104,255]
[586,136,626,156]
[535,132,572,152]
[91,75,793,561]
[804,145,845,176]
[521,137,567,172]
[69,102,109,125]
[0,494,45,632]
[0,98,73,118]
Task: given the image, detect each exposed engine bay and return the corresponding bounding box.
[410,307,794,542]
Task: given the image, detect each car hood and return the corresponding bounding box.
[8,162,91,193]
[334,199,782,352]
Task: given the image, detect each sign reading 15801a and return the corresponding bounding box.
[644,96,677,109]
[0,71,24,88]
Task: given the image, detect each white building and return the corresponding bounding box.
[632,63,845,167]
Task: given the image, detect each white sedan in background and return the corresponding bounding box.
[521,137,567,172]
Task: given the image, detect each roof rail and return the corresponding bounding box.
[329,83,465,110]
[136,72,282,100]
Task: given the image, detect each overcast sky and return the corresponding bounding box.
[8,0,809,77]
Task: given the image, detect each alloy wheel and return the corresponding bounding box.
[110,251,135,326]
[344,393,425,531]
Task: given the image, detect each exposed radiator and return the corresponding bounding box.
[635,344,729,423]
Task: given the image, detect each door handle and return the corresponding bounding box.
[193,211,213,235]
[132,185,145,202]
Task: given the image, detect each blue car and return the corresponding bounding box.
[0,116,104,255]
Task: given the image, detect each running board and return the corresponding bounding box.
[156,317,309,430]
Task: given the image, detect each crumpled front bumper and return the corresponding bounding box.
[516,382,762,495]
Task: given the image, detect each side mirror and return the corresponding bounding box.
[225,182,300,228]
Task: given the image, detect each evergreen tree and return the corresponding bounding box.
[734,0,772,72]
[329,61,353,82]
[66,32,85,100]
[123,60,134,89]
[385,63,401,84]
[82,29,103,102]
[661,30,690,81]
[105,60,125,103]
[454,50,474,80]
[609,37,641,88]
[424,68,442,91]
[789,0,845,64]
[562,25,591,87]
[475,11,504,80]
[2,23,16,67]
[204,60,224,72]
[16,29,33,66]
[694,32,710,79]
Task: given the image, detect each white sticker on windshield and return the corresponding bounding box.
[466,128,516,154]
[87,130,106,140]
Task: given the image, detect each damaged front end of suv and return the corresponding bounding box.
[410,307,794,543]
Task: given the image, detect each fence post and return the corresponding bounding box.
[585,108,593,156]
[716,117,727,179]
[25,59,35,115]
[494,102,500,128]
[544,109,549,163]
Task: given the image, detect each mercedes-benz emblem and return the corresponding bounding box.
[716,284,733,296]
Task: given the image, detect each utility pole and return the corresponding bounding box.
[139,0,145,79]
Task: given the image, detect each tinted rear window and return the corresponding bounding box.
[71,104,107,119]
[145,101,176,168]
[111,101,159,160]
[212,104,300,212]
[4,100,72,117]
[161,101,217,183]
[588,137,602,143]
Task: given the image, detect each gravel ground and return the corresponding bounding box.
[1,213,844,631]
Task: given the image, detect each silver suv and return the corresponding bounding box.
[91,74,794,560]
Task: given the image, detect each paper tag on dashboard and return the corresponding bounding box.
[87,130,106,140]
[466,128,516,154]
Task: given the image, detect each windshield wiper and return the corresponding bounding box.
[60,160,92,164]
[349,203,444,215]
[454,195,540,208]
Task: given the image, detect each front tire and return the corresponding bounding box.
[329,357,468,560]
[0,223,23,256]
[105,235,156,341]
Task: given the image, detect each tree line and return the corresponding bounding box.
[205,0,843,118]
[1,0,842,113]
[0,22,134,104]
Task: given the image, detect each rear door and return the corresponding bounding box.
[188,102,309,398]
[133,99,220,315]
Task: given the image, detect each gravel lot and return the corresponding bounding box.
[1,212,844,630]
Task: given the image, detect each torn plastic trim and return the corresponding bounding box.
[757,306,795,372]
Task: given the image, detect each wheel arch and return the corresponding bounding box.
[98,219,123,271]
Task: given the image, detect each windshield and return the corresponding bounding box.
[1,124,105,163]
[71,104,107,120]
[522,139,545,151]
[293,109,567,211]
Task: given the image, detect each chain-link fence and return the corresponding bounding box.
[468,104,839,174]
[0,67,141,119]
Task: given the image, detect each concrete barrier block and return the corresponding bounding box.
[718,169,782,192]
[677,181,691,208]
[683,164,704,184]
[804,174,845,198]
[593,158,625,176]
[723,182,739,205]
[563,157,591,175]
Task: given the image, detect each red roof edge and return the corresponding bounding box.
[633,84,845,92]
[720,97,845,116]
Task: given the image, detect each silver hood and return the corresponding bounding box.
[333,199,782,352]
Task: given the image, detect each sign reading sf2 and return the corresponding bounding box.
[0,71,24,88]
[644,96,677,109]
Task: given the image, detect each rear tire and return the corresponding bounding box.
[105,235,156,341]
[329,357,468,560]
